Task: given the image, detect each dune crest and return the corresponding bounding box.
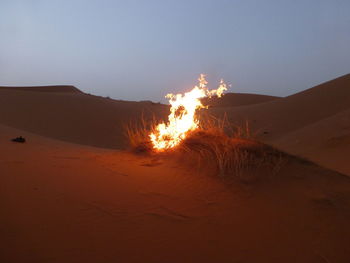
[0,85,82,93]
[203,92,280,107]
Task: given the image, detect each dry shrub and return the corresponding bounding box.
[123,114,158,153]
[125,113,286,180]
[198,113,253,139]
[177,129,285,181]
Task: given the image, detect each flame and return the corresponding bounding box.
[150,74,227,150]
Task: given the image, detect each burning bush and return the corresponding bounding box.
[124,74,285,180]
[149,74,227,150]
[125,117,284,180]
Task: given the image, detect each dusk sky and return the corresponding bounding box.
[1,0,349,101]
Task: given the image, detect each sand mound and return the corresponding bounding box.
[0,85,82,93]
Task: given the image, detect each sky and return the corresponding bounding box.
[1,0,350,102]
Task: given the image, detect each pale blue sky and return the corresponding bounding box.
[1,0,349,101]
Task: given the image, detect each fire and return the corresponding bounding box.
[150,74,227,150]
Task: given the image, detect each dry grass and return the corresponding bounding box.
[125,113,286,180]
[123,114,158,153]
[177,129,285,181]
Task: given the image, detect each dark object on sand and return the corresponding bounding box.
[11,136,26,143]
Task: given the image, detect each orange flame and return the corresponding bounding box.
[150,74,227,150]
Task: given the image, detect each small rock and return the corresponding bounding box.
[11,136,26,143]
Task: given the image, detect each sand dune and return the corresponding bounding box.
[0,88,280,150]
[0,75,348,173]
[0,85,82,93]
[0,88,168,149]
[1,124,350,263]
[203,92,279,107]
[273,108,350,175]
[0,75,349,176]
[215,74,350,139]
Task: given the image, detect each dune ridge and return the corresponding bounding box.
[0,85,82,93]
[203,92,279,107]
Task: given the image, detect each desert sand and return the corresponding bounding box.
[1,75,350,262]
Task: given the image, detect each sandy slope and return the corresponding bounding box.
[1,124,350,263]
[0,87,168,149]
[214,74,350,139]
[273,108,350,175]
